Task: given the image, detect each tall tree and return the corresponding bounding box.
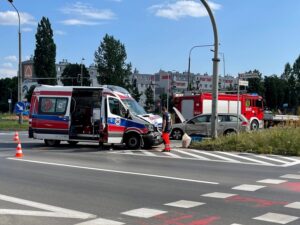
[144,85,154,112]
[130,77,142,102]
[246,69,264,96]
[34,17,57,85]
[94,34,132,90]
[282,63,292,80]
[61,64,90,86]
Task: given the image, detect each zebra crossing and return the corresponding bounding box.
[109,148,300,167]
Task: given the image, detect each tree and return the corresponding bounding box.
[0,77,18,113]
[264,75,287,110]
[25,85,36,102]
[246,69,264,96]
[94,34,132,90]
[282,63,292,80]
[61,64,90,86]
[144,85,154,112]
[34,17,57,85]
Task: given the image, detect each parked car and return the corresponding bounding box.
[171,107,250,140]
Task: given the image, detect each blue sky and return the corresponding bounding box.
[0,0,300,79]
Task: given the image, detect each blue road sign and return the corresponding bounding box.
[14,102,25,114]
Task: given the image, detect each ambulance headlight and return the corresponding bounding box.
[145,124,154,132]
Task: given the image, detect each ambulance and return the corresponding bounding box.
[28,85,162,149]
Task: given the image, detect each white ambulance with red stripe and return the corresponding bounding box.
[29,85,162,149]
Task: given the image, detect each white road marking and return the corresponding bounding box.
[257,179,287,184]
[75,218,125,225]
[172,149,210,160]
[253,212,298,224]
[121,208,167,218]
[164,200,205,208]
[231,224,243,225]
[7,158,218,185]
[216,152,274,165]
[140,150,156,156]
[189,150,239,162]
[281,174,300,179]
[254,155,291,164]
[274,155,300,162]
[232,184,265,192]
[163,151,182,158]
[285,202,300,210]
[0,194,95,219]
[201,192,237,199]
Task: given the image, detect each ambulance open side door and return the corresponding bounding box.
[105,96,128,144]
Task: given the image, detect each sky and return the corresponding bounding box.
[0,0,300,79]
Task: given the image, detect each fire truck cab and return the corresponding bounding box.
[173,92,264,130]
[29,85,162,149]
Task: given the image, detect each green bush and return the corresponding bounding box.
[191,127,300,156]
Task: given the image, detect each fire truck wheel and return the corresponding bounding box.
[44,139,61,147]
[171,129,183,140]
[125,134,141,150]
[250,120,259,130]
[68,141,78,146]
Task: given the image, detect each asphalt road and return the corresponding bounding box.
[0,131,300,225]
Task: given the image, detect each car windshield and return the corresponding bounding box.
[122,98,147,115]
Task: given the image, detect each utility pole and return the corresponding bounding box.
[81,58,85,86]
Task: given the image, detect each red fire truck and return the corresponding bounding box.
[173,92,264,130]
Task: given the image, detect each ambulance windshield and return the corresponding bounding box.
[122,99,147,115]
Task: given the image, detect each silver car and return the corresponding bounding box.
[171,108,250,140]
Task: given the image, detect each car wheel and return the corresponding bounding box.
[224,129,236,136]
[44,139,60,147]
[171,129,183,140]
[68,141,78,146]
[250,120,259,130]
[125,134,141,150]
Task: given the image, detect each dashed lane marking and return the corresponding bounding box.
[231,184,266,192]
[121,208,167,218]
[257,179,287,184]
[74,218,125,225]
[164,200,205,208]
[280,174,300,180]
[201,192,237,199]
[285,202,300,210]
[253,212,298,224]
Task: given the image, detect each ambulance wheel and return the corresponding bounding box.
[68,141,78,146]
[44,139,60,147]
[250,120,259,130]
[125,134,141,150]
[171,129,183,140]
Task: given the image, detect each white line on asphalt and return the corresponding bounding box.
[253,212,298,224]
[0,194,96,219]
[285,202,300,210]
[121,208,167,218]
[216,152,274,165]
[201,192,237,199]
[257,179,287,184]
[281,161,300,167]
[254,155,291,164]
[172,149,210,160]
[75,218,125,225]
[164,200,205,208]
[189,150,239,162]
[139,150,156,156]
[231,184,265,192]
[163,151,182,158]
[273,155,300,162]
[7,158,219,185]
[280,174,300,179]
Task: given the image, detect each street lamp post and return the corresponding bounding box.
[8,0,23,124]
[211,50,225,77]
[187,44,214,91]
[200,0,220,139]
[81,58,85,86]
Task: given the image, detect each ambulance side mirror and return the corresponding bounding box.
[125,109,130,119]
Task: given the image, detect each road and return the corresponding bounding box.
[0,131,300,225]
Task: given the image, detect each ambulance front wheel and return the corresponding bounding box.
[125,134,141,150]
[44,139,61,147]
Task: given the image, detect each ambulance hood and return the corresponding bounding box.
[136,114,162,128]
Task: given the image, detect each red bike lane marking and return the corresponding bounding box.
[152,213,220,225]
[278,182,300,192]
[225,195,288,208]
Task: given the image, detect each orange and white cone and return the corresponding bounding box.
[13,132,19,142]
[15,143,23,158]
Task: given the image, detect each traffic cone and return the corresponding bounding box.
[15,142,23,158]
[13,132,19,142]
